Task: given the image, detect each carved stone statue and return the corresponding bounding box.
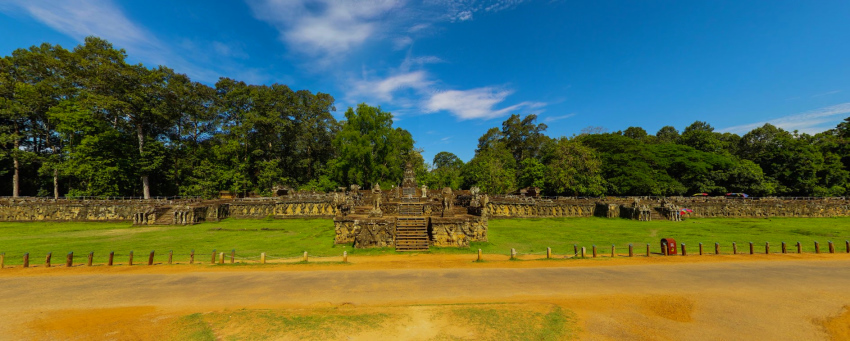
[369,184,383,217]
[441,187,454,217]
[421,185,428,198]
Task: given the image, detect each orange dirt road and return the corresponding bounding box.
[2,256,850,340]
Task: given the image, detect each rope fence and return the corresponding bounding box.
[1,240,848,269]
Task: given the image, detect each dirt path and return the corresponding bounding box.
[2,256,850,340]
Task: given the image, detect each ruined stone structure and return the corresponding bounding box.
[2,181,849,251]
[332,165,488,251]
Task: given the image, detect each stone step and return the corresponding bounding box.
[153,207,174,225]
[396,248,429,252]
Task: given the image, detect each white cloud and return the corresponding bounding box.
[544,113,576,123]
[247,0,402,57]
[212,41,249,59]
[408,23,431,32]
[247,0,529,59]
[425,87,545,120]
[721,102,850,135]
[812,90,841,98]
[393,36,414,50]
[429,0,528,22]
[1,0,273,84]
[350,71,432,102]
[4,0,163,60]
[454,10,473,21]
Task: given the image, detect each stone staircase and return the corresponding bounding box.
[153,207,174,225]
[398,203,422,215]
[395,215,429,252]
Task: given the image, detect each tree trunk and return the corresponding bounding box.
[137,124,150,199]
[53,168,59,199]
[12,131,19,198]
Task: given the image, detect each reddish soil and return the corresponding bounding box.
[1,253,849,340]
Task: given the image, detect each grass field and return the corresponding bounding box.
[0,217,849,265]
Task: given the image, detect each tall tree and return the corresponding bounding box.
[430,151,464,189]
[329,103,413,188]
[501,114,548,163]
[543,138,605,196]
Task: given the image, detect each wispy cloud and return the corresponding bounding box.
[4,0,162,60]
[246,0,403,58]
[430,0,528,22]
[425,87,545,120]
[1,0,273,84]
[349,70,432,102]
[721,102,850,135]
[247,0,529,60]
[544,113,576,123]
[812,90,842,98]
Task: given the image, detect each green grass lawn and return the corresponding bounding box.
[0,217,848,265]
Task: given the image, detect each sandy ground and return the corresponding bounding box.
[2,253,850,340]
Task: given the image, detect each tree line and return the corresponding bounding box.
[2,37,848,198]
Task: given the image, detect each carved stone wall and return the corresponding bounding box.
[2,196,847,225]
[430,217,487,248]
[228,201,338,219]
[0,199,155,222]
[486,201,595,218]
[333,218,396,248]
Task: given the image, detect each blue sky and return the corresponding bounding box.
[2,0,849,162]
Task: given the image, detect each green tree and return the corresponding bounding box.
[329,103,413,188]
[543,138,605,196]
[430,151,464,189]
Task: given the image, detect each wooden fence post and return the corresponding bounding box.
[546,247,551,259]
[681,243,687,256]
[610,245,615,258]
[87,252,93,266]
[510,248,516,260]
[108,251,114,266]
[218,252,224,264]
[765,242,769,254]
[815,241,820,254]
[646,243,650,257]
[629,244,634,257]
[478,249,483,261]
[129,251,134,266]
[190,250,194,264]
[581,247,586,258]
[303,251,308,262]
[796,242,802,254]
[66,252,73,267]
[1,253,4,269]
[828,241,835,254]
[846,240,849,254]
[573,245,578,257]
[230,249,235,264]
[45,252,52,268]
[592,245,597,258]
[168,250,173,265]
[23,253,29,268]
[715,243,719,255]
[262,252,267,264]
[749,242,754,255]
[211,249,216,264]
[699,243,703,256]
[782,242,787,254]
[148,250,155,265]
[733,242,737,255]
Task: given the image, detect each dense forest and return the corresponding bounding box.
[2,37,849,198]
